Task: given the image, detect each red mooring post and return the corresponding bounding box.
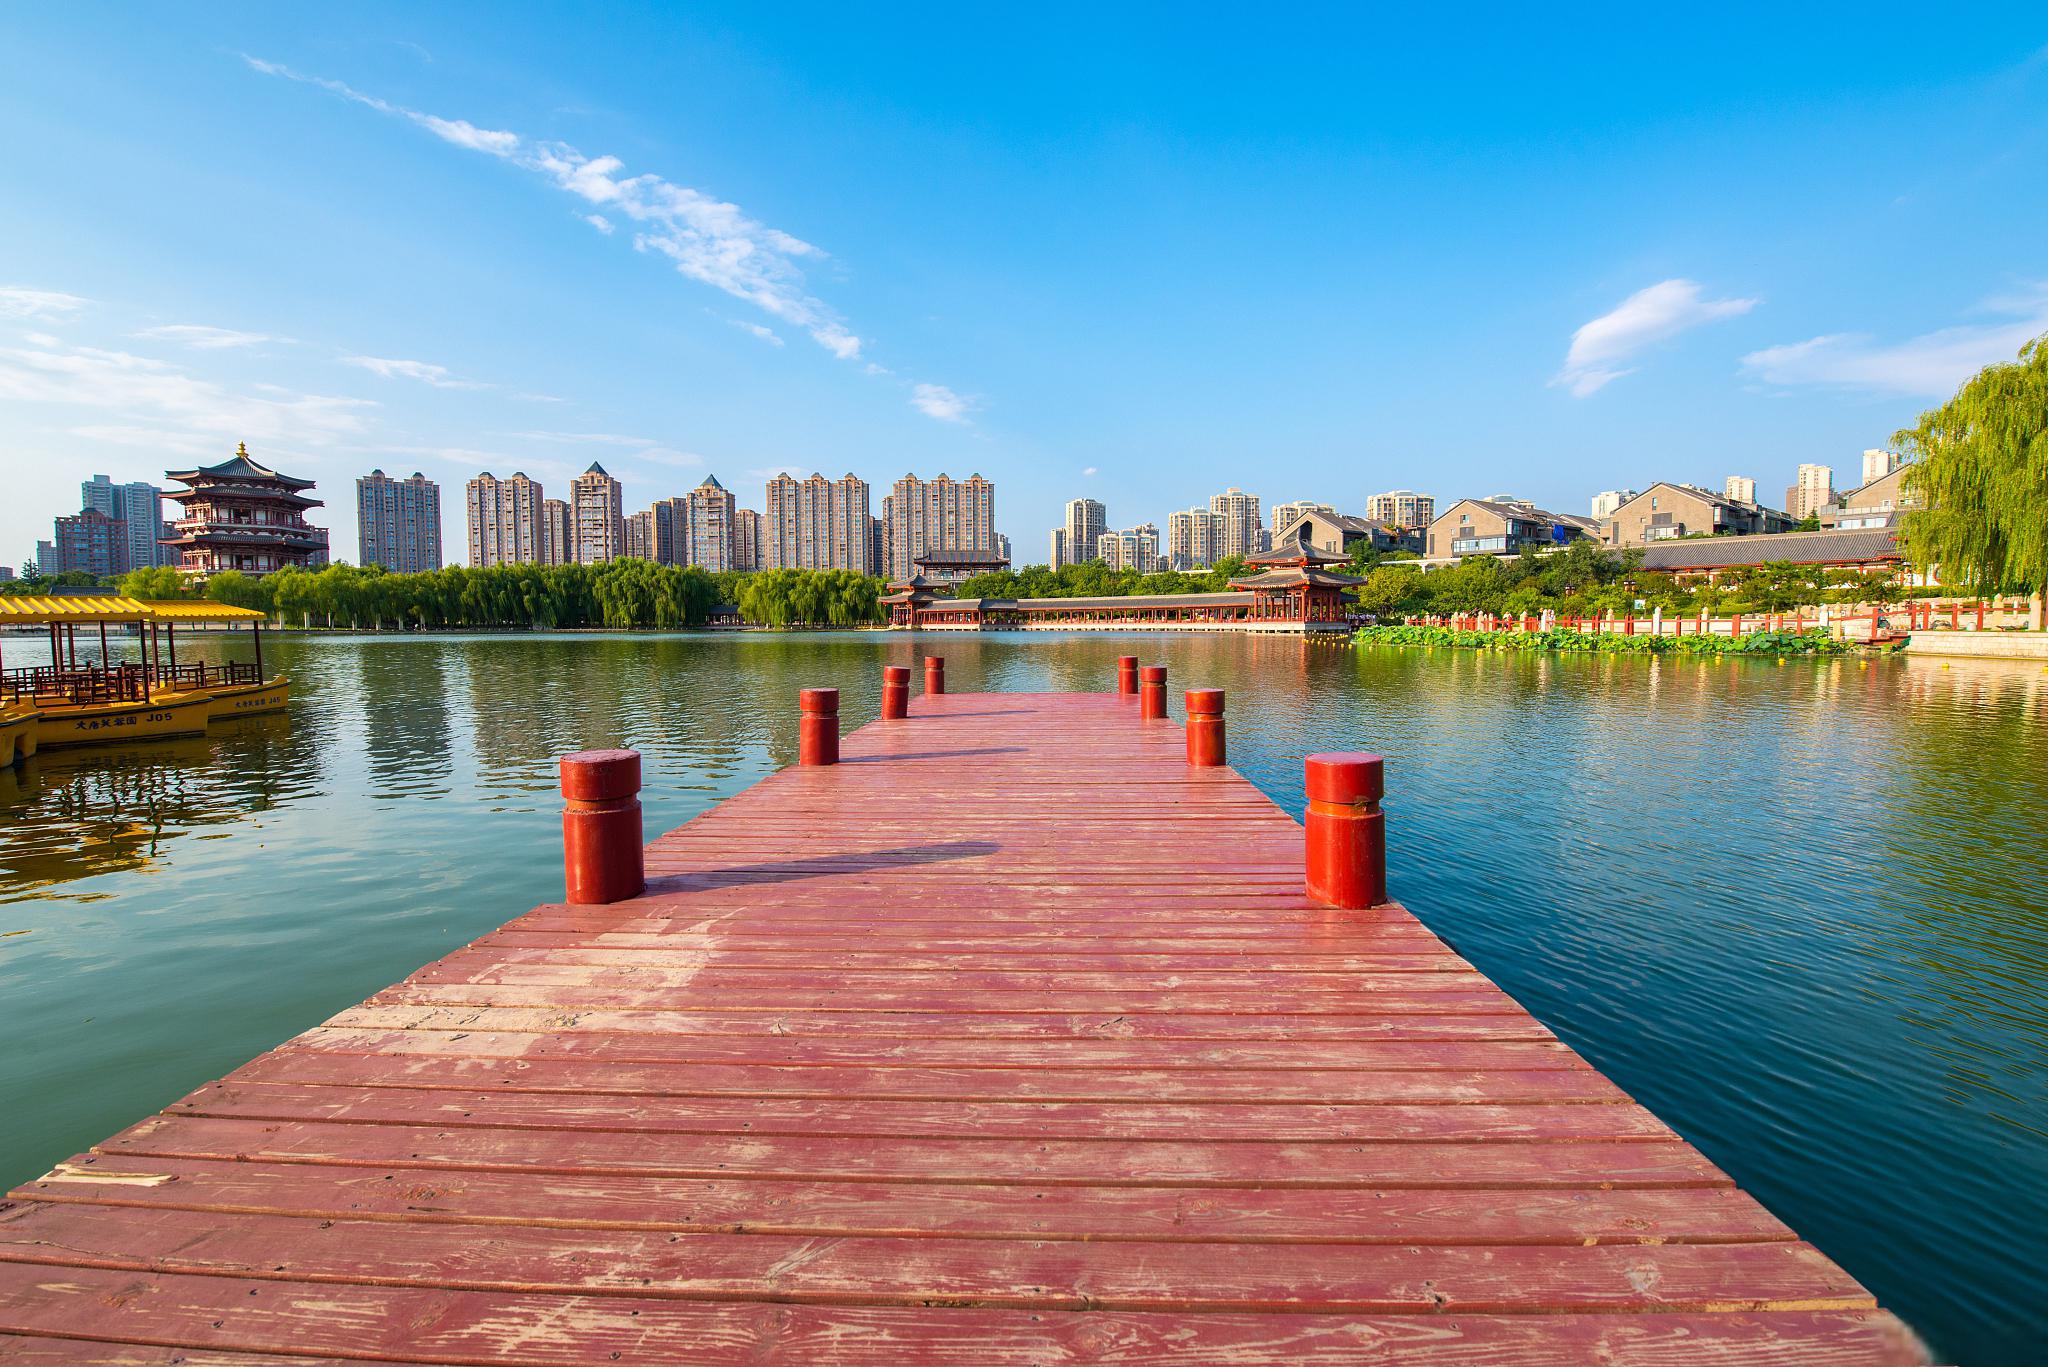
[1304,753,1387,910]
[1185,689,1225,766]
[881,665,910,720]
[1139,665,1168,720]
[1117,655,1139,697]
[559,749,645,906]
[800,688,840,766]
[925,656,946,695]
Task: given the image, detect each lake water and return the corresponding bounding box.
[2,629,2045,1364]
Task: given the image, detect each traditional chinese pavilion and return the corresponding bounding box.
[1226,536,1365,623]
[163,444,330,578]
[912,547,1011,586]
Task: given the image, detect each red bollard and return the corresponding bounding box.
[560,749,645,906]
[925,656,946,695]
[1139,665,1167,720]
[1304,753,1387,910]
[881,665,910,720]
[1117,655,1139,697]
[799,688,840,766]
[1185,689,1225,766]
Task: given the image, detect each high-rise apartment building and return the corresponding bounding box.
[1785,464,1835,521]
[1862,449,1903,487]
[355,470,442,573]
[1166,507,1225,570]
[1270,501,1333,536]
[466,472,545,567]
[625,509,654,561]
[1364,490,1435,532]
[1207,488,1262,560]
[885,473,995,580]
[1061,498,1106,566]
[539,498,571,565]
[732,508,762,572]
[681,475,738,571]
[1049,527,1070,570]
[80,474,168,572]
[570,463,624,565]
[50,507,125,578]
[1590,489,1637,520]
[1724,476,1757,505]
[1097,523,1161,574]
[765,472,875,572]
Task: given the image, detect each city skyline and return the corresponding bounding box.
[4,9,2045,571]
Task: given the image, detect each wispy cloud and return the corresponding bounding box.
[1740,285,2048,397]
[1555,279,1758,397]
[911,382,974,423]
[342,354,491,390]
[582,213,615,236]
[137,324,291,350]
[0,335,374,453]
[732,320,784,346]
[1082,466,1098,476]
[0,286,90,320]
[248,56,865,362]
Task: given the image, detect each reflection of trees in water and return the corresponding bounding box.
[0,713,314,900]
[359,645,452,799]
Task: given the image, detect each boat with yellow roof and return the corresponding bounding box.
[0,594,287,749]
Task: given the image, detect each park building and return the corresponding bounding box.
[1272,508,1421,560]
[1364,489,1435,532]
[164,444,330,577]
[355,470,442,573]
[1424,497,1599,562]
[1599,482,1795,548]
[467,471,545,567]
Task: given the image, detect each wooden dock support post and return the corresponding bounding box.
[1117,655,1139,696]
[558,749,645,906]
[1139,665,1167,720]
[800,688,841,766]
[1304,752,1386,909]
[881,666,910,720]
[1185,689,1225,766]
[925,656,946,695]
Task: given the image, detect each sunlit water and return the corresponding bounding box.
[2,629,2045,1364]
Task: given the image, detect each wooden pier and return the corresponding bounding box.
[0,682,1932,1364]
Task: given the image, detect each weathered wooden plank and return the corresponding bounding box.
[0,1266,1938,1366]
[20,1156,1790,1245]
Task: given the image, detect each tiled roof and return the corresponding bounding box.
[1636,527,1901,570]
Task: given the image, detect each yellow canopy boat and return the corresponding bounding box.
[0,594,288,748]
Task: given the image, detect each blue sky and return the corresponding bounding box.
[3,4,2045,568]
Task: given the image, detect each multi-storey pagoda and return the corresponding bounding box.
[164,444,330,578]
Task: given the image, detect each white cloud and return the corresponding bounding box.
[1740,287,2048,396]
[1555,279,1758,397]
[582,213,615,235]
[732,320,783,346]
[1082,466,1098,476]
[250,57,865,363]
[911,382,974,423]
[0,335,374,451]
[341,354,491,390]
[0,286,90,320]
[136,324,290,350]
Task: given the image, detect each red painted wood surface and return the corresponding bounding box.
[0,691,1933,1364]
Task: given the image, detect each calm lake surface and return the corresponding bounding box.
[3,629,2045,1363]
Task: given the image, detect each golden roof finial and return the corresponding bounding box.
[237,441,249,457]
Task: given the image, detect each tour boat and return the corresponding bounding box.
[0,594,286,749]
[0,697,37,763]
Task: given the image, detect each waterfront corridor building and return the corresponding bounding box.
[466,471,544,567]
[355,470,442,573]
[571,463,624,565]
[164,444,330,577]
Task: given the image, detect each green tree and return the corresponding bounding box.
[116,566,192,600]
[1894,331,2048,625]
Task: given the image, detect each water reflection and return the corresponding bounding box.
[1,631,2045,1364]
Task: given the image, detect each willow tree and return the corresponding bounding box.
[1894,333,2048,627]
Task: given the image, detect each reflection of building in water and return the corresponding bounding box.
[0,716,305,900]
[360,646,453,800]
